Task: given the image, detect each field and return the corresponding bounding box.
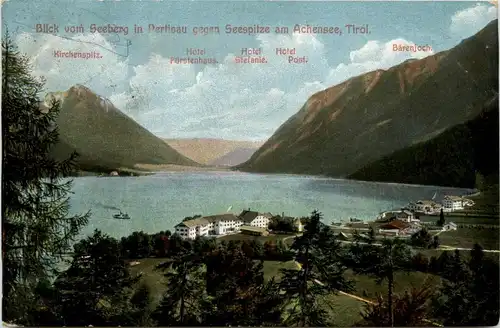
[217,233,293,243]
[262,260,439,298]
[321,294,365,326]
[346,270,441,299]
[262,260,297,280]
[437,227,499,250]
[465,186,499,216]
[265,261,441,326]
[262,260,370,326]
[127,256,442,326]
[128,258,168,304]
[420,215,499,226]
[127,258,299,303]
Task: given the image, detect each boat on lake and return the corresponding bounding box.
[113,211,130,220]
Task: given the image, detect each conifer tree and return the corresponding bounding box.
[467,244,500,325]
[359,280,435,326]
[53,230,140,326]
[410,228,432,248]
[2,31,89,323]
[432,235,440,249]
[433,245,499,326]
[154,247,206,326]
[368,225,376,241]
[437,209,445,226]
[130,283,155,326]
[279,211,353,326]
[203,246,283,326]
[347,237,412,327]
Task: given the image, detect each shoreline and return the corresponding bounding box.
[133,164,233,172]
[74,163,488,193]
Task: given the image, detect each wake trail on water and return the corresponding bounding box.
[96,203,121,211]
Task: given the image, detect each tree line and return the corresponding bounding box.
[8,213,500,327]
[119,229,292,261]
[2,33,499,327]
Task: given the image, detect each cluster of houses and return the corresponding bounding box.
[176,193,472,241]
[175,209,304,240]
[370,193,473,236]
[407,195,474,214]
[375,208,458,237]
[376,210,421,236]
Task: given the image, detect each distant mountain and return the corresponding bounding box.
[348,95,499,188]
[163,138,263,165]
[237,20,498,179]
[46,85,198,171]
[209,147,259,167]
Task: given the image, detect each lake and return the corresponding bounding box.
[69,171,473,239]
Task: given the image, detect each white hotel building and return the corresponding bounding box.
[238,209,273,228]
[442,195,465,212]
[407,200,442,214]
[175,210,274,240]
[175,213,244,240]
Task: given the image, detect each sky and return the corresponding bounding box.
[2,0,498,141]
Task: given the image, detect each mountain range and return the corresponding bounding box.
[163,138,263,166]
[46,84,198,172]
[348,95,499,188]
[46,19,498,187]
[209,147,261,167]
[237,19,498,188]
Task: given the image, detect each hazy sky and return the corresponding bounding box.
[2,0,497,140]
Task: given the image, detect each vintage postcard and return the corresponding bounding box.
[2,0,499,326]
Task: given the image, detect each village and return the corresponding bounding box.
[174,194,475,241]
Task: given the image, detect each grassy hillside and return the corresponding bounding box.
[48,85,198,172]
[163,138,263,165]
[348,96,499,189]
[237,20,498,178]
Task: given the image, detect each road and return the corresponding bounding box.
[284,233,498,326]
[438,246,500,253]
[282,234,301,243]
[336,240,500,253]
[283,235,500,253]
[293,261,443,327]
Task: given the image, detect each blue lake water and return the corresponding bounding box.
[69,171,473,239]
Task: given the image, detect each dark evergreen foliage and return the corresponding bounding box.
[437,209,446,226]
[153,247,206,326]
[432,245,500,326]
[203,246,283,326]
[359,281,435,326]
[52,230,140,326]
[268,216,297,233]
[279,211,353,326]
[120,231,153,258]
[349,97,499,188]
[130,283,155,326]
[410,228,433,248]
[3,22,499,328]
[346,237,413,327]
[2,32,89,324]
